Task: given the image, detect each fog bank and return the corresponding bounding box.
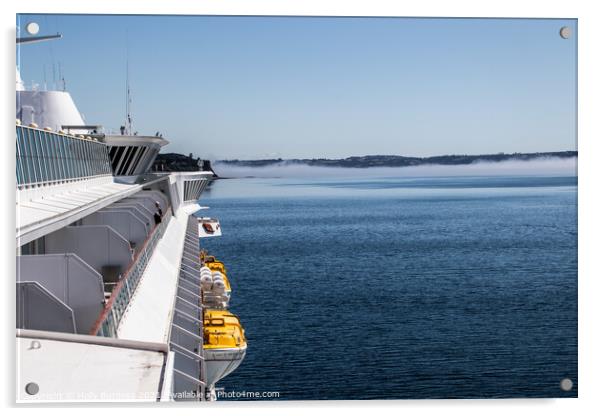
[213,157,577,179]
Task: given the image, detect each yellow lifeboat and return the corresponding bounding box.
[203,309,247,388]
[204,257,232,292]
[200,255,232,307]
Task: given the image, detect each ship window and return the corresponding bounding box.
[53,134,61,181]
[65,139,73,178]
[127,147,142,175]
[49,133,58,182]
[45,132,53,181]
[68,139,76,178]
[27,129,39,184]
[96,144,102,175]
[111,146,126,174]
[119,146,135,175]
[31,130,42,183]
[41,132,53,181]
[93,143,101,176]
[104,145,111,174]
[102,144,108,174]
[38,131,46,182]
[67,137,76,179]
[52,133,63,180]
[83,141,90,177]
[94,143,100,174]
[35,130,48,183]
[183,179,205,201]
[75,139,82,178]
[23,129,34,184]
[54,133,63,180]
[20,129,33,184]
[45,133,53,181]
[16,127,26,185]
[129,146,145,175]
[73,138,81,178]
[30,130,40,183]
[43,132,52,181]
[88,142,94,176]
[83,140,89,177]
[59,135,69,179]
[76,139,83,178]
[91,143,97,174]
[78,140,85,177]
[78,140,84,177]
[20,236,46,255]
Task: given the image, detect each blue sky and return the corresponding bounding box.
[17,15,577,159]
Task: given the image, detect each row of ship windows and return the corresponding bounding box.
[16,126,112,186]
[183,179,206,201]
[109,145,153,176]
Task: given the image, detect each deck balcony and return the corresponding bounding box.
[16,189,172,336]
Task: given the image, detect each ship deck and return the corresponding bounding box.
[16,176,156,245]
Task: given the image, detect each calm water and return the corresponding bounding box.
[198,175,577,400]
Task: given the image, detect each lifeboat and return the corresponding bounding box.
[198,217,222,238]
[203,309,247,388]
[201,256,232,307]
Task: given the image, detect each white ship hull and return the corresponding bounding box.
[204,347,247,388]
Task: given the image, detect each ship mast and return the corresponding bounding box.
[125,35,133,135]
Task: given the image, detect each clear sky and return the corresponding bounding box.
[17,14,577,159]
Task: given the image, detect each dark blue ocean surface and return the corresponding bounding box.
[198,176,577,400]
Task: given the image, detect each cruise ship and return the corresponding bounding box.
[15,24,245,402]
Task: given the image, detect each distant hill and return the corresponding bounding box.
[217,151,577,169]
[153,153,216,176]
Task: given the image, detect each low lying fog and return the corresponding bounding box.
[213,157,577,179]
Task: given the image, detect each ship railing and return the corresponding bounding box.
[16,125,113,190]
[17,173,112,190]
[170,301,208,400]
[170,320,207,393]
[91,206,173,337]
[169,214,208,400]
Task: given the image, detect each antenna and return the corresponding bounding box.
[125,32,133,135]
[15,23,62,91]
[58,62,66,91]
[52,63,57,90]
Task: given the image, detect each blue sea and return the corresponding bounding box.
[198,175,577,400]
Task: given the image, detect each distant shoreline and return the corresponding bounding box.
[217,151,577,169]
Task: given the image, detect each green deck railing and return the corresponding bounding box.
[16,125,112,188]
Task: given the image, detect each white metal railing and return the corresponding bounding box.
[170,215,208,400]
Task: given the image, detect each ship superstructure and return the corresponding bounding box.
[15,26,243,402]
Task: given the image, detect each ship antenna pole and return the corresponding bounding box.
[126,55,129,135]
[58,61,65,91]
[125,32,133,135]
[125,41,129,135]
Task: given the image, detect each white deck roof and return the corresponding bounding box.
[17,177,142,245]
[17,330,168,402]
